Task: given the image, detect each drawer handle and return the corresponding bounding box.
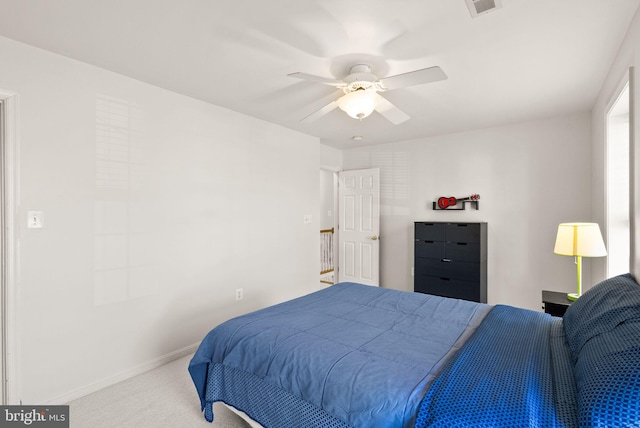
[456,242,468,246]
[440,277,451,281]
[441,258,452,262]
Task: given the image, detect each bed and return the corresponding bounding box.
[189,274,640,427]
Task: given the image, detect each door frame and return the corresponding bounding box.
[1,88,19,404]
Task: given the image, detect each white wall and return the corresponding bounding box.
[5,5,637,402]
[319,170,335,231]
[0,36,321,404]
[320,144,342,171]
[591,6,640,281]
[343,113,592,310]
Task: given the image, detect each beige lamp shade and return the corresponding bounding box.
[554,223,607,257]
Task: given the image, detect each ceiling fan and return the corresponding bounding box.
[288,64,447,124]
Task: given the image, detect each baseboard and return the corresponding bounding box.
[44,342,200,405]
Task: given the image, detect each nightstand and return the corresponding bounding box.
[542,290,573,317]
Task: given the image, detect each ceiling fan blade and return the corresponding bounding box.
[301,100,339,123]
[378,66,447,90]
[375,96,410,124]
[287,72,344,87]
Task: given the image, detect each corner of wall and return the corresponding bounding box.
[320,144,343,172]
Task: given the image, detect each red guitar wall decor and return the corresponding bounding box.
[437,194,480,209]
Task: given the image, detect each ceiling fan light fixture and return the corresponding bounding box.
[337,89,380,120]
[289,63,447,124]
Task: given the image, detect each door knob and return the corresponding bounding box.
[371,235,379,241]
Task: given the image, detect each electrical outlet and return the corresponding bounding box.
[235,288,243,301]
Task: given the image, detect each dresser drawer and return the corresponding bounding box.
[415,222,446,241]
[415,240,445,259]
[415,222,483,243]
[445,223,481,243]
[414,276,481,302]
[416,241,480,262]
[415,258,479,281]
[445,242,481,262]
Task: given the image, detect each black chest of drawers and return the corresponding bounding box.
[414,222,487,303]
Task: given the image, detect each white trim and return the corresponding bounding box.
[45,342,200,404]
[629,67,638,278]
[0,88,20,405]
[604,69,632,279]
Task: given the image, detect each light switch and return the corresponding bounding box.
[27,211,44,228]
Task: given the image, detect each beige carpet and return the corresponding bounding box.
[68,354,251,428]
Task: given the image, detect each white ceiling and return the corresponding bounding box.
[0,0,638,149]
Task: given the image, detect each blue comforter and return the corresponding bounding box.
[188,274,640,427]
[415,305,575,427]
[189,282,490,427]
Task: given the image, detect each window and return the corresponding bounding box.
[606,79,630,277]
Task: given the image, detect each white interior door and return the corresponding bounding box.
[338,168,380,286]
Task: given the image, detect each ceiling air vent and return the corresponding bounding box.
[465,0,502,18]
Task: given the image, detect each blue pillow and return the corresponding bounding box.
[563,273,640,361]
[563,273,640,426]
[573,317,640,426]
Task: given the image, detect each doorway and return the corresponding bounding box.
[320,169,338,285]
[1,89,18,405]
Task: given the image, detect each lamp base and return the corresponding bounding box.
[567,293,580,301]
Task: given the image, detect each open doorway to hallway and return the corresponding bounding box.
[320,169,337,285]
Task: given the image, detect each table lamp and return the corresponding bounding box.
[554,222,607,301]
